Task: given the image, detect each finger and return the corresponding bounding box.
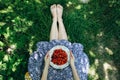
[47,52,50,59]
[45,51,49,57]
[47,54,49,58]
[70,53,73,58]
[70,51,75,59]
[70,51,73,58]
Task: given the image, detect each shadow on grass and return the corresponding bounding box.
[0,0,120,80]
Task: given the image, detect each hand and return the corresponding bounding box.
[44,52,50,67]
[70,52,80,80]
[70,51,75,67]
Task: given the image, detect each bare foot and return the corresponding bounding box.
[50,4,57,21]
[57,4,63,21]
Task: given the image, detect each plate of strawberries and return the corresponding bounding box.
[49,45,70,69]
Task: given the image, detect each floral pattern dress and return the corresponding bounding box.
[28,40,89,80]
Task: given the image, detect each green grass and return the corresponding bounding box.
[0,0,120,80]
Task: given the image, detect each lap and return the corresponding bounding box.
[28,40,89,80]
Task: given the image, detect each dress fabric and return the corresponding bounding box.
[28,40,89,80]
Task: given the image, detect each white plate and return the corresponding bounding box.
[49,45,70,69]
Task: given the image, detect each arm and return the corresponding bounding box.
[71,64,80,80]
[70,52,80,80]
[41,52,50,80]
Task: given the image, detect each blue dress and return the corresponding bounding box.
[28,40,89,80]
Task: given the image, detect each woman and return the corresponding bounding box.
[28,4,89,80]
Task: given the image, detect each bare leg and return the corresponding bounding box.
[57,4,68,40]
[50,4,58,41]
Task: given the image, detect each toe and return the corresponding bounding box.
[53,4,56,7]
[51,4,56,9]
[57,4,63,9]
